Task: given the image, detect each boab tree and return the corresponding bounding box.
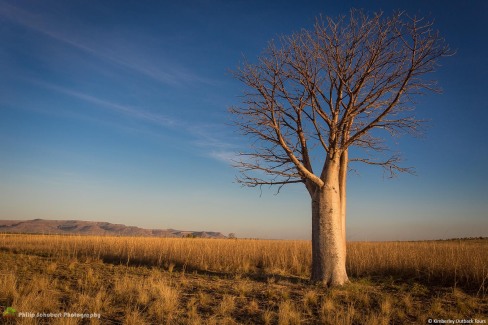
[231,9,451,286]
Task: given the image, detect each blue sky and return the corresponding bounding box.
[0,0,486,240]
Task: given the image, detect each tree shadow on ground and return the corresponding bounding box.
[350,273,486,297]
[97,254,310,284]
[98,254,484,296]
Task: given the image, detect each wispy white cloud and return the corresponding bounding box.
[0,2,213,86]
[207,151,238,164]
[30,80,177,128]
[187,124,242,164]
[190,125,235,148]
[28,79,238,163]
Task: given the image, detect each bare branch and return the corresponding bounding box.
[231,9,451,192]
[350,154,415,178]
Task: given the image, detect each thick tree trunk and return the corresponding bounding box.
[311,154,349,286]
[339,149,348,258]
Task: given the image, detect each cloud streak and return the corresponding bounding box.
[0,2,212,86]
[207,151,239,164]
[38,82,177,128]
[28,79,237,163]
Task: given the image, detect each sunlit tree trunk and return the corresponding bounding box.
[339,149,348,258]
[311,154,349,285]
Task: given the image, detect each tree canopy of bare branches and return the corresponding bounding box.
[231,9,451,286]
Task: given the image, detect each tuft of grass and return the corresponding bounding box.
[262,309,274,325]
[302,289,318,313]
[124,308,147,325]
[218,294,235,316]
[380,296,393,316]
[246,298,260,315]
[278,300,301,325]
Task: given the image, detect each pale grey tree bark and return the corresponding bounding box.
[311,152,348,284]
[339,149,348,259]
[231,9,451,286]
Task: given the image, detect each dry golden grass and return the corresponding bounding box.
[0,234,486,289]
[0,234,486,324]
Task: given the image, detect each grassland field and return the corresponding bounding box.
[0,234,486,324]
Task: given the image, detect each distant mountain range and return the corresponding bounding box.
[0,219,227,238]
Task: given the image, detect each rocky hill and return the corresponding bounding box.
[0,219,227,238]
